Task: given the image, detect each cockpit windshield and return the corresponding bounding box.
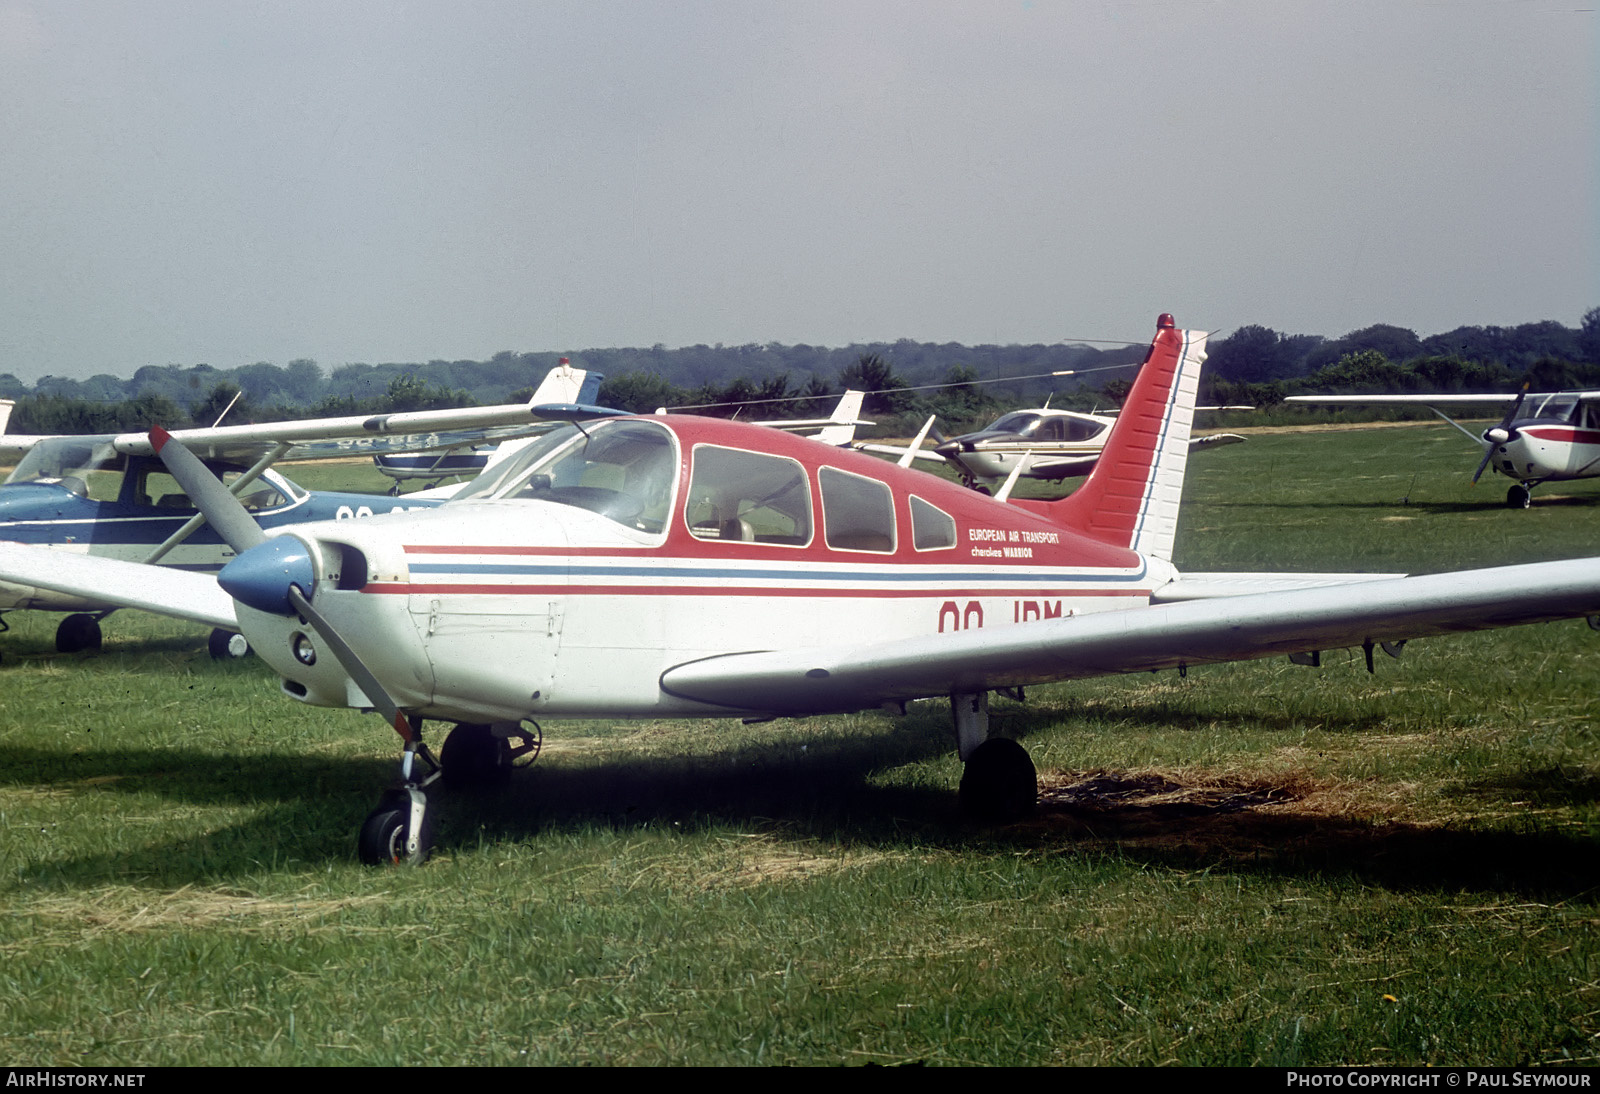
[1532,395,1579,422]
[987,412,1042,436]
[4,436,305,509]
[5,437,122,499]
[452,419,678,533]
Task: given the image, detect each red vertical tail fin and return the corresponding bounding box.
[1018,315,1207,561]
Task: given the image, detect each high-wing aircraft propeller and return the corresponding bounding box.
[1471,380,1530,485]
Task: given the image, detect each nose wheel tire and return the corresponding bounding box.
[959,737,1038,822]
[358,790,433,865]
[1507,484,1532,509]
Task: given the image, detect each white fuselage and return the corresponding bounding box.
[243,499,1163,725]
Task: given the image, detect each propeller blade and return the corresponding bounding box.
[148,426,265,555]
[1471,447,1495,485]
[1472,380,1531,484]
[286,584,416,743]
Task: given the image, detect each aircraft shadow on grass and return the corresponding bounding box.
[9,709,1597,901]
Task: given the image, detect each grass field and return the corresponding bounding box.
[1,423,1596,1066]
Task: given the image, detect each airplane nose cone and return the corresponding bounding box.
[1486,427,1511,444]
[218,536,314,615]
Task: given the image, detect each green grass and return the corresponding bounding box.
[0,424,1597,1065]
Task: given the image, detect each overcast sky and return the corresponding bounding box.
[0,1,1593,382]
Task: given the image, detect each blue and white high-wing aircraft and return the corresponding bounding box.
[1,315,1597,865]
[0,366,598,654]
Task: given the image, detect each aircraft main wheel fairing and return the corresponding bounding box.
[1507,484,1532,509]
[208,628,252,660]
[440,723,512,788]
[358,798,432,866]
[55,613,102,654]
[959,737,1037,822]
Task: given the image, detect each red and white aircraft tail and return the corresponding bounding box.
[1025,314,1207,562]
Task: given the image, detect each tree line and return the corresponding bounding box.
[5,309,1596,437]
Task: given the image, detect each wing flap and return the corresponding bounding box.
[0,543,237,629]
[660,558,1600,715]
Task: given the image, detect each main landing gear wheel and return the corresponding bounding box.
[358,790,434,865]
[441,723,510,788]
[440,721,543,788]
[207,628,252,660]
[959,738,1038,822]
[1507,484,1532,509]
[55,613,102,654]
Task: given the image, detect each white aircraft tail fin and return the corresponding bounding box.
[526,358,591,406]
[479,361,597,476]
[1036,315,1207,561]
[812,390,867,446]
[0,398,13,435]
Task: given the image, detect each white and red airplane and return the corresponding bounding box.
[2,315,1597,865]
[1286,387,1600,508]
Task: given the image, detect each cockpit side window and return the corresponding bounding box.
[820,466,896,553]
[909,495,956,551]
[686,445,812,545]
[1063,416,1107,442]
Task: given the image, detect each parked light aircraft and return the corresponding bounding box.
[855,405,1246,490]
[0,364,595,654]
[1286,388,1600,508]
[2,315,1597,866]
[872,406,1246,489]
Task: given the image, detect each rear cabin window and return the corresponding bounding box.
[820,466,896,553]
[686,446,812,545]
[909,495,956,550]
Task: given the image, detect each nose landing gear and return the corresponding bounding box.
[357,719,544,864]
[358,730,441,866]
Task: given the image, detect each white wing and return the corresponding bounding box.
[660,558,1600,715]
[0,542,237,629]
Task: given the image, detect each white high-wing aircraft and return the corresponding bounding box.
[2,315,1597,867]
[1285,388,1600,508]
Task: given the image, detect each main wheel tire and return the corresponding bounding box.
[207,628,252,660]
[959,738,1037,822]
[55,614,102,654]
[358,800,431,865]
[440,723,511,788]
[1507,484,1532,509]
